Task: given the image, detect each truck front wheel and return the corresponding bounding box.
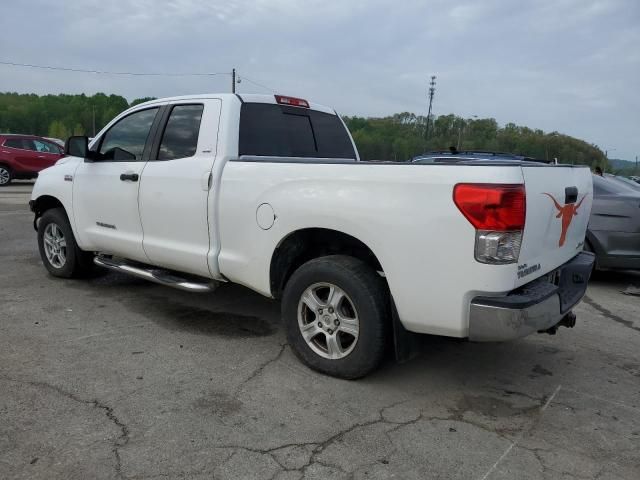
[282,255,389,379]
[37,208,95,278]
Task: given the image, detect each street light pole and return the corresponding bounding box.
[232,68,236,94]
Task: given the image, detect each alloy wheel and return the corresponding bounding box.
[43,223,67,268]
[297,282,360,359]
[0,167,10,185]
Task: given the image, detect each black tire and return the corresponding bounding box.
[37,208,95,278]
[583,239,599,272]
[282,255,389,379]
[0,164,12,186]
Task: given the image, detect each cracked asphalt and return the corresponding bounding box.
[1,183,639,480]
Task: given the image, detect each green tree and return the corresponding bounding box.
[343,113,606,167]
[0,92,607,169]
[48,120,68,140]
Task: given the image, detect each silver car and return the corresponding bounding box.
[587,175,640,270]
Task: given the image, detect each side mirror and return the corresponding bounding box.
[65,136,88,158]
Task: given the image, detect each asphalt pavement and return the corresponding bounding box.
[1,182,639,480]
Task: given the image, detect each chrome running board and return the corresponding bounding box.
[94,256,218,293]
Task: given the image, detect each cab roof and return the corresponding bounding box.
[135,93,336,115]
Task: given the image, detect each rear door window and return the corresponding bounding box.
[157,104,204,160]
[239,103,355,159]
[4,138,28,150]
[21,139,37,151]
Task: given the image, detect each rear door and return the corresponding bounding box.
[2,138,39,173]
[138,99,221,278]
[516,165,593,286]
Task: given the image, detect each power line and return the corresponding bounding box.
[0,60,231,77]
[0,59,280,94]
[238,74,277,93]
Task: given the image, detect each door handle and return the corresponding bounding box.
[120,172,139,182]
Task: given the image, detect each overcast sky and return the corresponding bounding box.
[1,0,638,159]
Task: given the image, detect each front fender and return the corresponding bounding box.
[31,158,82,242]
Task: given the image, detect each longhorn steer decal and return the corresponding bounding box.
[542,193,586,247]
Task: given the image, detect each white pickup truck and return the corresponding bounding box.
[30,93,595,378]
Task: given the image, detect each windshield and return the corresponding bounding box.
[593,174,639,196]
[606,175,640,191]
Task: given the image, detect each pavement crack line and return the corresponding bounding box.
[583,295,640,333]
[478,384,562,480]
[214,395,532,478]
[0,376,130,479]
[233,343,287,397]
[216,400,432,477]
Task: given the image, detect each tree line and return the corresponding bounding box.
[0,92,607,168]
[0,92,153,140]
[344,112,607,167]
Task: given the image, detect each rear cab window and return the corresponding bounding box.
[239,103,355,159]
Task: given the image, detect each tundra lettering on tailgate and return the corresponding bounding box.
[518,263,541,279]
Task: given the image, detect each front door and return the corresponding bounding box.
[72,106,161,262]
[30,138,64,170]
[138,100,221,277]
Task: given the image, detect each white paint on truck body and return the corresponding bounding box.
[31,93,593,339]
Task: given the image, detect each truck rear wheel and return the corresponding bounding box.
[37,208,95,278]
[282,255,389,379]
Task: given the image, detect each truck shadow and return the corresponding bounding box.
[74,269,581,384]
[589,269,640,289]
[78,271,282,338]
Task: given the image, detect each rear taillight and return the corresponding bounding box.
[453,184,526,264]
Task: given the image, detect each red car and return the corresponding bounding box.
[0,134,65,186]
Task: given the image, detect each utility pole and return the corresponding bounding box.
[636,155,638,174]
[457,114,477,150]
[92,105,96,137]
[232,68,236,94]
[424,75,436,141]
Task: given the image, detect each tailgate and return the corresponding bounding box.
[516,165,593,287]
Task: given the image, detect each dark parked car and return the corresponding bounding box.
[0,134,64,186]
[412,150,552,164]
[604,174,640,192]
[587,175,640,270]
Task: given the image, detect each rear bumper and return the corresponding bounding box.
[468,252,595,341]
